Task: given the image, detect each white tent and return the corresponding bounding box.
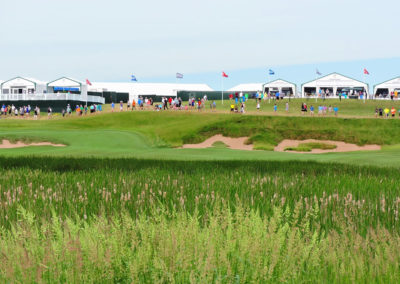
[227,83,263,93]
[0,77,47,95]
[47,77,88,97]
[374,77,400,98]
[263,79,297,97]
[88,82,214,101]
[302,73,369,98]
[0,81,3,94]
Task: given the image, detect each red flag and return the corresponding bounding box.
[363,68,369,75]
[86,79,92,86]
[222,71,228,78]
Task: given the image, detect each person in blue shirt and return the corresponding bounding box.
[273,104,277,112]
[275,92,280,101]
[111,102,115,112]
[333,106,338,116]
[310,105,315,116]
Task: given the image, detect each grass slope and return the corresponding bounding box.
[0,111,399,166]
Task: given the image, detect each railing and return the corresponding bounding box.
[0,93,105,104]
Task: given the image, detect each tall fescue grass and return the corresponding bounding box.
[2,203,400,283]
[1,157,400,282]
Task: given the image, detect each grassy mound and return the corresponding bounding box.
[211,141,228,148]
[285,142,337,152]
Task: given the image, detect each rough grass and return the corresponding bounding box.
[285,142,337,152]
[0,157,400,282]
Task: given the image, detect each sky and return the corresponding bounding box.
[0,0,399,90]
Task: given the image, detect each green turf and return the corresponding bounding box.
[0,107,398,167]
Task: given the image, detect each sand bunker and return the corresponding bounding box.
[182,135,253,151]
[0,139,66,149]
[275,139,381,154]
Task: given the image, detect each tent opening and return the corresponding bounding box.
[304,87,316,96]
[375,88,389,97]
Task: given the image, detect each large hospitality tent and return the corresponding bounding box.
[374,77,400,97]
[47,77,88,96]
[227,83,263,93]
[0,77,47,94]
[263,79,297,97]
[302,73,369,98]
[88,82,214,101]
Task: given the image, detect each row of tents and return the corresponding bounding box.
[229,73,400,99]
[1,74,400,102]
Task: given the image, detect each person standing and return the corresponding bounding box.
[285,102,289,113]
[384,107,390,118]
[333,106,339,116]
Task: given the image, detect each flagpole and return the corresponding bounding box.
[364,72,366,103]
[268,70,271,104]
[221,75,224,105]
[315,72,318,103]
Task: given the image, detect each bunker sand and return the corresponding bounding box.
[0,140,66,149]
[275,139,381,154]
[182,135,253,151]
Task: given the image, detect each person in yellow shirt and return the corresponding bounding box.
[395,90,398,99]
[384,107,390,118]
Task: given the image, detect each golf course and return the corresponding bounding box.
[1,99,400,282]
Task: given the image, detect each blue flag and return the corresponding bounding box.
[131,75,137,82]
[176,72,183,79]
[269,69,275,75]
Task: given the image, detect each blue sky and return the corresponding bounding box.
[0,0,399,90]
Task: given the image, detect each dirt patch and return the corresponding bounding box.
[0,139,66,149]
[182,135,253,151]
[275,139,381,154]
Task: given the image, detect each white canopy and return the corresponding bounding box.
[228,83,263,93]
[0,77,47,94]
[88,82,214,101]
[302,73,369,97]
[263,79,296,96]
[374,77,400,96]
[47,77,88,96]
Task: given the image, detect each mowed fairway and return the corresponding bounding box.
[2,101,400,282]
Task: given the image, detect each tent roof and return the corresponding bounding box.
[47,77,84,87]
[374,76,400,89]
[264,79,297,87]
[227,83,263,92]
[302,72,368,89]
[1,76,46,87]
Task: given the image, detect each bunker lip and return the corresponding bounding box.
[0,139,66,149]
[275,139,381,154]
[182,135,253,151]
